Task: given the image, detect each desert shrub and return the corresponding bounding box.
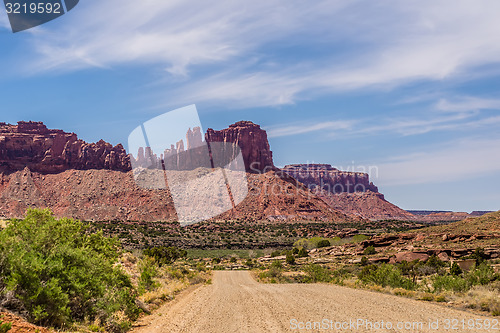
[0,209,139,328]
[0,315,11,333]
[259,267,282,280]
[426,255,446,269]
[303,264,332,283]
[229,257,237,263]
[143,246,187,266]
[450,262,463,276]
[270,250,281,258]
[294,237,327,250]
[138,257,159,293]
[363,246,376,255]
[297,247,308,258]
[244,259,254,267]
[271,260,283,269]
[360,257,369,266]
[465,263,498,286]
[472,247,487,265]
[432,275,468,292]
[286,252,295,265]
[317,239,331,248]
[351,234,370,243]
[212,257,221,264]
[292,247,299,255]
[358,264,416,290]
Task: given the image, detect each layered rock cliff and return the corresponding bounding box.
[282,164,378,193]
[282,163,415,221]
[129,121,275,173]
[206,121,275,173]
[0,121,130,173]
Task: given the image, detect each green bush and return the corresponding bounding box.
[0,209,139,328]
[138,257,159,293]
[317,239,331,248]
[303,264,333,283]
[465,263,498,286]
[358,264,416,290]
[271,260,283,269]
[360,256,369,266]
[286,252,295,265]
[270,250,281,258]
[363,246,376,255]
[0,316,11,333]
[432,275,468,292]
[297,247,308,258]
[472,247,487,265]
[450,262,463,276]
[143,246,187,266]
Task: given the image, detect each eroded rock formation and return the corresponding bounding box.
[0,121,130,173]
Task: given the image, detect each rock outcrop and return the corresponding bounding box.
[129,121,274,173]
[282,164,378,193]
[0,121,130,173]
[206,121,275,173]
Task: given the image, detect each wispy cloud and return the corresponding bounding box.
[266,120,355,138]
[11,1,500,109]
[375,137,500,186]
[266,103,500,139]
[436,96,500,112]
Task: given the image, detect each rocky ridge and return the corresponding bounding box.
[0,121,130,173]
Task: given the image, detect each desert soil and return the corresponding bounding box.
[132,271,498,333]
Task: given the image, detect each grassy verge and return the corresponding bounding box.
[254,248,500,316]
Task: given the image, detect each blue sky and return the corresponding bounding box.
[0,1,499,212]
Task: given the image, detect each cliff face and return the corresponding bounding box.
[0,121,355,223]
[206,121,274,173]
[129,121,275,173]
[0,121,131,173]
[282,164,378,193]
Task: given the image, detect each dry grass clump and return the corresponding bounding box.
[460,283,500,316]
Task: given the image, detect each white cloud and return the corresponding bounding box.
[267,107,500,139]
[9,0,500,108]
[266,120,355,138]
[436,96,500,112]
[375,138,500,186]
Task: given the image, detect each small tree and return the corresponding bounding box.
[286,252,295,265]
[297,247,308,258]
[360,256,369,266]
[450,262,463,276]
[363,246,376,255]
[317,239,331,248]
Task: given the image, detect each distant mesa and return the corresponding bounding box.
[282,163,378,194]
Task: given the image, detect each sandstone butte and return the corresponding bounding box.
[0,120,419,222]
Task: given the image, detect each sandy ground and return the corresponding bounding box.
[132,271,498,333]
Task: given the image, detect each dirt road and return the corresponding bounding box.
[133,271,498,333]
